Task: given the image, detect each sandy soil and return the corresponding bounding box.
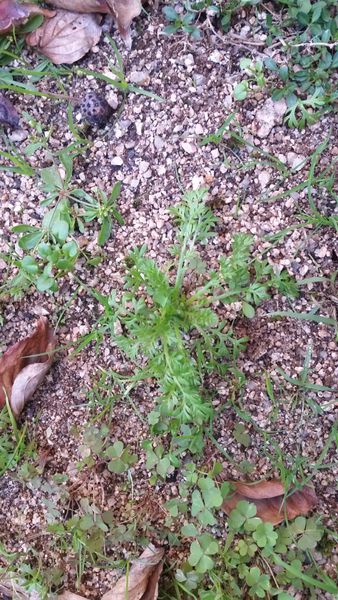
[0,4,337,599]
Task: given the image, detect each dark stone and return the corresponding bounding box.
[79,91,113,128]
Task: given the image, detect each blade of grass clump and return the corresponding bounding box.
[0,150,35,176]
[277,368,338,393]
[306,134,331,212]
[267,309,337,327]
[74,67,164,102]
[272,554,338,594]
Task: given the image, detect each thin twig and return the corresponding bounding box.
[290,41,338,48]
[205,16,268,59]
[226,33,267,46]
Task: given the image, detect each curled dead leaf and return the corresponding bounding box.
[49,0,112,13]
[0,92,20,127]
[102,544,164,600]
[106,0,142,48]
[0,0,55,34]
[223,480,317,525]
[0,317,56,418]
[26,10,102,65]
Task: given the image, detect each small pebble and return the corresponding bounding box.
[8,128,28,142]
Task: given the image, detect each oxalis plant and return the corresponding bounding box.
[83,188,298,436]
[175,497,337,599]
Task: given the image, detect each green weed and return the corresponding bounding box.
[76,189,297,442]
[0,404,30,477]
[0,143,123,296]
[163,0,337,128]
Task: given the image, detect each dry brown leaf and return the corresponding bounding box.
[0,92,19,127]
[0,0,55,34]
[26,10,102,65]
[49,0,111,13]
[223,480,317,525]
[102,544,164,600]
[106,0,142,48]
[0,316,56,418]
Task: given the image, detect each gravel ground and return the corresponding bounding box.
[0,4,337,599]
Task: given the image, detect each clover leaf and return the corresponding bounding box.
[105,441,137,473]
[245,566,271,598]
[297,517,323,550]
[228,501,260,531]
[188,534,219,573]
[253,522,278,548]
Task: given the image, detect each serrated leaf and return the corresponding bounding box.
[234,80,249,101]
[40,165,63,190]
[79,514,94,531]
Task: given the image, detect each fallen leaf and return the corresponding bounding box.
[0,92,20,128]
[223,480,317,525]
[106,0,142,48]
[102,544,164,600]
[49,0,111,13]
[26,10,102,65]
[0,0,55,34]
[0,316,56,418]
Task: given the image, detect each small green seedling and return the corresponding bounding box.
[234,58,266,101]
[73,182,124,246]
[163,5,200,39]
[13,199,78,293]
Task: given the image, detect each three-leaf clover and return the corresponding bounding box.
[188,534,219,573]
[253,522,278,548]
[228,501,261,532]
[191,477,223,526]
[144,442,176,480]
[291,516,323,550]
[105,441,137,474]
[245,566,271,598]
[236,539,257,557]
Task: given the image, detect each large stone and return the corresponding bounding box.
[256,98,287,138]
